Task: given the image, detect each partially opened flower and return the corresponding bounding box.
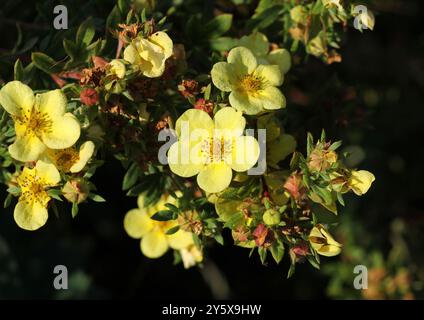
[180,244,203,269]
[211,47,285,115]
[108,59,126,79]
[42,141,95,173]
[308,224,342,257]
[349,170,375,196]
[167,107,260,193]
[123,31,173,78]
[238,32,291,75]
[124,193,196,259]
[14,160,61,231]
[0,81,80,162]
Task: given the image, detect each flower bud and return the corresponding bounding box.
[263,209,281,226]
[62,179,90,204]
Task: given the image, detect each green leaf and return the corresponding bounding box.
[205,14,233,39]
[77,17,95,47]
[122,163,139,190]
[270,241,285,264]
[306,132,314,156]
[214,233,224,245]
[166,225,180,235]
[31,52,62,74]
[72,202,79,218]
[329,140,342,151]
[307,255,321,270]
[165,203,179,212]
[89,193,106,202]
[63,39,79,61]
[287,263,296,279]
[3,193,13,209]
[258,247,267,265]
[210,37,237,51]
[47,189,63,201]
[151,210,175,221]
[14,59,24,81]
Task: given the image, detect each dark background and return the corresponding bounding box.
[0,0,423,299]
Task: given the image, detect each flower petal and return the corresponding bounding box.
[175,108,214,140]
[140,230,169,258]
[35,160,60,186]
[14,200,48,231]
[9,134,46,162]
[267,134,297,167]
[267,48,291,75]
[238,32,269,57]
[34,90,67,119]
[70,141,95,173]
[149,31,173,59]
[124,209,153,239]
[123,44,141,64]
[229,91,263,115]
[41,113,80,149]
[0,81,34,116]
[211,62,237,92]
[168,141,203,177]
[231,135,260,172]
[254,64,283,87]
[227,47,257,75]
[197,163,232,193]
[214,107,245,137]
[167,230,194,250]
[258,86,286,110]
[349,170,375,196]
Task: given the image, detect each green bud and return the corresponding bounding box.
[263,209,281,226]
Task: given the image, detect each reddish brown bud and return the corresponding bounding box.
[80,88,99,106]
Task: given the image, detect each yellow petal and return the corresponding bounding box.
[35,160,60,186]
[34,90,66,119]
[124,209,153,239]
[70,141,95,173]
[123,44,141,65]
[349,170,375,196]
[0,81,34,116]
[197,163,232,193]
[258,86,286,110]
[317,244,342,257]
[109,59,126,79]
[41,113,80,149]
[149,31,173,59]
[254,64,283,87]
[175,108,214,140]
[211,62,237,92]
[9,134,46,162]
[238,32,269,57]
[227,47,257,75]
[168,141,203,177]
[167,230,194,250]
[140,230,169,258]
[213,107,245,137]
[229,91,263,115]
[267,49,291,75]
[231,136,260,172]
[14,200,48,231]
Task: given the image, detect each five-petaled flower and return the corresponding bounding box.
[211,47,285,115]
[14,160,60,231]
[124,31,173,78]
[0,81,81,162]
[41,141,95,173]
[124,193,200,259]
[167,107,260,193]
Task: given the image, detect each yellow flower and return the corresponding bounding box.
[123,31,173,78]
[211,47,285,115]
[238,32,291,75]
[0,81,80,162]
[349,170,375,196]
[322,0,343,11]
[308,224,342,257]
[42,141,95,173]
[167,107,260,193]
[109,59,126,79]
[124,193,196,259]
[14,160,60,231]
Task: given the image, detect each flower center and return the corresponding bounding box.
[201,137,232,164]
[20,110,52,137]
[49,148,80,172]
[18,175,50,205]
[240,74,262,94]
